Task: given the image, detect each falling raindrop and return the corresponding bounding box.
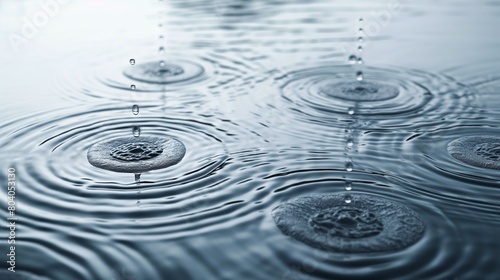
[159,60,166,68]
[357,57,363,64]
[347,108,355,115]
[345,181,353,191]
[356,71,364,81]
[344,194,352,204]
[159,46,165,55]
[359,18,364,23]
[133,126,141,137]
[132,105,139,115]
[347,137,354,148]
[348,54,357,64]
[358,45,363,52]
[345,160,353,172]
[358,36,364,43]
[130,84,136,90]
[130,59,135,65]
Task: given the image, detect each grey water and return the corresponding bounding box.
[1,0,500,279]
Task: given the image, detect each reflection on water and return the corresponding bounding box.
[1,0,500,279]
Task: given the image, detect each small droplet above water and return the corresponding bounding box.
[356,71,364,81]
[345,160,353,172]
[159,60,166,68]
[344,194,352,203]
[136,200,141,206]
[359,18,364,23]
[132,105,139,115]
[358,46,363,52]
[348,55,357,64]
[357,57,363,64]
[159,46,165,55]
[130,84,136,90]
[130,59,135,65]
[358,36,364,43]
[159,35,164,40]
[358,28,363,33]
[133,126,141,137]
[345,181,352,191]
[347,108,355,115]
[347,138,354,148]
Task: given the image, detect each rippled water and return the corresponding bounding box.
[1,0,500,279]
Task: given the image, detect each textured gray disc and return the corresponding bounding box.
[272,193,425,253]
[448,136,500,170]
[123,60,204,84]
[87,136,186,173]
[320,81,399,102]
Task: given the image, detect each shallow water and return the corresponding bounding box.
[1,0,500,279]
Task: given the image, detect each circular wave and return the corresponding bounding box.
[277,64,477,130]
[51,45,261,103]
[260,180,468,280]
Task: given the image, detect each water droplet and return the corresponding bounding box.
[348,55,357,64]
[358,28,363,33]
[345,181,352,191]
[358,46,363,52]
[356,71,364,81]
[358,36,364,43]
[347,108,355,115]
[359,18,364,23]
[357,57,363,64]
[132,105,139,115]
[347,138,354,148]
[130,84,136,90]
[159,60,166,68]
[344,194,352,204]
[159,35,164,40]
[130,59,135,65]
[133,126,141,137]
[134,173,141,182]
[159,46,165,55]
[136,200,141,206]
[345,161,353,172]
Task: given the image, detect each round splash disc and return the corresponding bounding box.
[448,136,500,170]
[87,136,186,173]
[123,60,204,84]
[319,81,400,102]
[272,193,425,253]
